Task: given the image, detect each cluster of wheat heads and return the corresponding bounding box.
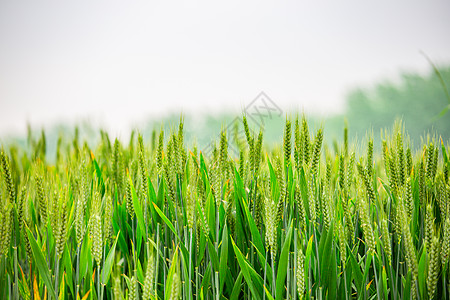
[0,116,449,300]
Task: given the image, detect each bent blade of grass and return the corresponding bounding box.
[101,231,119,285]
[276,219,293,300]
[230,237,264,299]
[152,202,189,265]
[25,225,57,300]
[219,224,228,295]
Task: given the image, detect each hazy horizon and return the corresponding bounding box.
[1,1,450,138]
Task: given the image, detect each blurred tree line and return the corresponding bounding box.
[2,66,449,160]
[325,65,450,149]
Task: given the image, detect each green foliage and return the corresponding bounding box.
[1,116,450,300]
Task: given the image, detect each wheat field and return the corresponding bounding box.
[0,116,449,299]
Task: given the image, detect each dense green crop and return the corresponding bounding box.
[0,116,449,299]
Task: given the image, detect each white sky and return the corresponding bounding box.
[1,0,449,137]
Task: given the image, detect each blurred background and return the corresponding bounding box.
[1,0,449,155]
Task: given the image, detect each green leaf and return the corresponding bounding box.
[101,232,119,285]
[230,237,263,299]
[207,238,220,272]
[165,248,180,300]
[304,234,314,288]
[275,220,293,300]
[267,157,280,202]
[230,270,243,300]
[403,271,412,300]
[79,231,92,281]
[361,252,373,295]
[25,225,57,300]
[152,202,189,268]
[349,247,363,295]
[418,246,426,299]
[62,245,74,296]
[219,224,229,294]
[381,266,388,300]
[128,173,146,239]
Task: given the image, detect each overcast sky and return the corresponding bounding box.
[1,0,449,137]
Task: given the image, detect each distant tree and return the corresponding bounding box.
[344,66,450,146]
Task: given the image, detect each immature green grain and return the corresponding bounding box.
[426,143,435,180]
[337,221,347,266]
[419,161,426,205]
[427,236,440,300]
[311,128,323,177]
[444,157,449,184]
[346,153,355,195]
[432,145,439,180]
[92,213,103,265]
[294,116,301,170]
[129,130,136,159]
[171,133,181,176]
[51,189,59,235]
[405,178,413,221]
[143,251,155,300]
[357,162,376,203]
[283,118,292,168]
[296,248,305,298]
[396,133,405,186]
[35,172,47,225]
[113,139,121,188]
[17,183,27,232]
[243,115,253,150]
[1,151,15,202]
[275,157,286,225]
[339,154,345,192]
[219,129,228,176]
[126,170,135,219]
[437,181,447,220]
[424,203,434,251]
[265,197,278,260]
[442,217,450,266]
[381,218,392,265]
[23,223,32,262]
[357,190,376,253]
[178,118,187,171]
[255,129,263,174]
[367,138,374,178]
[301,117,310,166]
[341,196,354,241]
[156,129,164,175]
[56,187,68,258]
[0,205,11,257]
[326,160,332,186]
[129,275,137,300]
[295,183,306,230]
[399,202,418,284]
[388,153,399,196]
[198,201,210,239]
[239,150,245,180]
[226,196,236,236]
[113,276,122,300]
[169,273,181,300]
[406,147,413,177]
[138,134,149,226]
